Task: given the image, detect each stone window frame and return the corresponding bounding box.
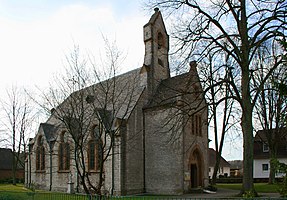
[87,124,102,172]
[36,135,45,172]
[58,131,71,172]
[191,114,202,137]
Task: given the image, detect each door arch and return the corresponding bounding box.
[189,147,204,188]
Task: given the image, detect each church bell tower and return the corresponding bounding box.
[143,8,170,97]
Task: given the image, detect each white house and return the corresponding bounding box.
[253,128,287,179]
[208,148,230,178]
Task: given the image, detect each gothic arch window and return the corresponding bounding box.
[36,135,45,171]
[157,32,164,49]
[88,125,102,171]
[58,131,70,171]
[191,114,202,136]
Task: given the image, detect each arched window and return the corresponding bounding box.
[191,114,202,136]
[157,32,164,49]
[58,131,70,171]
[36,136,45,171]
[88,125,102,171]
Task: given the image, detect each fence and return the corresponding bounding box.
[0,191,285,200]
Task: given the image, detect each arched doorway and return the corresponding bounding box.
[189,148,204,188]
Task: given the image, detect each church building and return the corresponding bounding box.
[25,9,209,195]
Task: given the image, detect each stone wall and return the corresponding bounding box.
[145,108,184,194]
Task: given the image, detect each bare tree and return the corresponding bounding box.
[1,86,36,185]
[253,43,287,184]
[36,41,142,195]
[200,54,238,186]
[146,0,286,195]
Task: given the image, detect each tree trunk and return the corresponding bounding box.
[241,64,256,195]
[211,151,221,185]
[269,146,277,184]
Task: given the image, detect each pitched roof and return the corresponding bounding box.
[145,70,203,109]
[0,148,13,170]
[208,148,230,167]
[0,148,24,170]
[229,160,243,170]
[144,8,168,33]
[254,127,287,159]
[254,127,287,141]
[41,123,58,142]
[51,68,145,128]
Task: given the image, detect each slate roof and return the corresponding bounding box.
[254,127,287,159]
[209,148,230,167]
[40,123,58,143]
[229,160,243,170]
[52,68,145,128]
[0,148,24,170]
[145,71,202,109]
[85,68,143,119]
[0,148,13,170]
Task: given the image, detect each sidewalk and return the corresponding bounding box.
[179,188,281,199]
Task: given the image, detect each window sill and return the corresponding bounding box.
[58,170,70,173]
[87,170,102,174]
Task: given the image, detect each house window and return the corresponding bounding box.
[263,143,269,152]
[88,125,102,171]
[58,131,70,171]
[36,136,45,171]
[262,164,269,171]
[191,114,202,136]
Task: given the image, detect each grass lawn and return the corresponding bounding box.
[0,184,89,200]
[217,183,281,193]
[0,184,28,192]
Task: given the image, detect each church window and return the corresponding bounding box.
[58,131,70,171]
[191,114,202,136]
[157,32,164,49]
[88,125,102,171]
[36,136,45,171]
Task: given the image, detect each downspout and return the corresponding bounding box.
[49,141,53,191]
[111,130,115,195]
[28,144,31,188]
[49,144,53,191]
[75,150,79,193]
[143,111,146,193]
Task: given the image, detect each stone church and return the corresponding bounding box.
[25,9,209,195]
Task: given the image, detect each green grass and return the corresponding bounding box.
[0,184,28,192]
[217,183,280,193]
[0,184,89,200]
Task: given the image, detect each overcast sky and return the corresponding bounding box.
[0,0,147,90]
[0,0,242,160]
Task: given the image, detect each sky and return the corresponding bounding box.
[0,0,147,90]
[0,0,243,160]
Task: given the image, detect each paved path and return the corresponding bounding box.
[178,188,281,199]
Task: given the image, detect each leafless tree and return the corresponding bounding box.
[200,54,238,186]
[253,43,287,184]
[1,86,36,185]
[146,0,286,195]
[36,41,141,195]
